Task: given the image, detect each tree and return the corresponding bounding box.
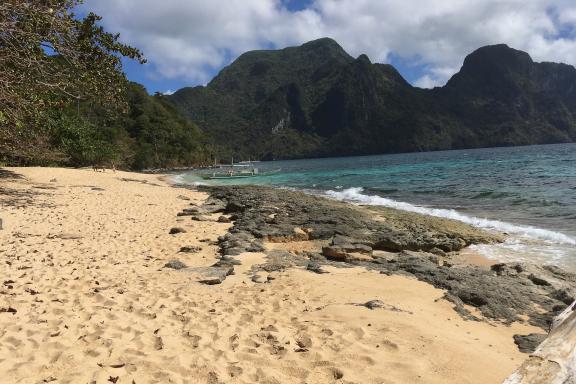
[0,0,145,163]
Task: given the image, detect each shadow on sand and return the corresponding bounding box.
[0,168,54,209]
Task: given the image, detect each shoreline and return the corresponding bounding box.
[1,167,574,383]
[176,171,576,271]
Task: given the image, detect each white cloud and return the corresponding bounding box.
[162,89,175,95]
[85,0,576,87]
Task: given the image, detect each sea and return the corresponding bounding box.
[178,143,576,270]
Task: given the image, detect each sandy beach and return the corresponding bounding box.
[0,167,543,384]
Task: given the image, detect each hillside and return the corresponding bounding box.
[169,38,576,160]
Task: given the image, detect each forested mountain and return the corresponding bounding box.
[169,38,576,160]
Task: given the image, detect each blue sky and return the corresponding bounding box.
[85,0,576,94]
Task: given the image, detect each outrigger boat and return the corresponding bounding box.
[200,157,279,180]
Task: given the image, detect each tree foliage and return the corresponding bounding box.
[0,0,145,162]
[49,83,208,170]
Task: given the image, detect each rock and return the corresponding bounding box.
[513,333,547,353]
[164,259,188,270]
[91,187,105,191]
[200,185,575,328]
[251,274,267,284]
[169,227,186,235]
[186,266,234,285]
[346,252,374,262]
[178,207,201,216]
[322,246,373,262]
[49,178,57,182]
[322,246,348,260]
[306,262,327,274]
[177,195,191,200]
[217,215,231,223]
[179,246,202,253]
[296,334,312,349]
[266,227,309,242]
[218,256,242,266]
[363,300,386,310]
[372,250,398,261]
[191,215,210,222]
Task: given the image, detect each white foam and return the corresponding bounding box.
[171,173,208,186]
[325,187,576,245]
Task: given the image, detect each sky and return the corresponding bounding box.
[81,0,576,94]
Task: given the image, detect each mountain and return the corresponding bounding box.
[169,38,576,160]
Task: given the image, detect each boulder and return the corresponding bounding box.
[164,259,188,270]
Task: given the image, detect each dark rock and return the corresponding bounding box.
[186,266,234,285]
[198,185,576,329]
[217,216,231,223]
[179,246,202,253]
[169,227,186,235]
[164,259,187,270]
[528,274,551,286]
[177,195,190,200]
[513,333,547,353]
[307,262,327,274]
[251,274,266,284]
[363,300,386,310]
[191,215,210,222]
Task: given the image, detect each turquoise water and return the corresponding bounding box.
[180,143,576,268]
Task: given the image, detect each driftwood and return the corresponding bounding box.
[503,300,576,384]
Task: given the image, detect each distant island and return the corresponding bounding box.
[169,38,576,161]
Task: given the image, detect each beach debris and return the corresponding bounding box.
[164,259,188,270]
[0,307,17,314]
[169,227,186,234]
[47,233,83,240]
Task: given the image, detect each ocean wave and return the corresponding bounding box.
[324,187,576,245]
[171,173,208,186]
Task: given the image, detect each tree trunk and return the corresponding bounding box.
[503,300,576,384]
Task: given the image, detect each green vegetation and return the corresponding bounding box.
[169,39,576,160]
[48,83,208,169]
[1,1,207,169]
